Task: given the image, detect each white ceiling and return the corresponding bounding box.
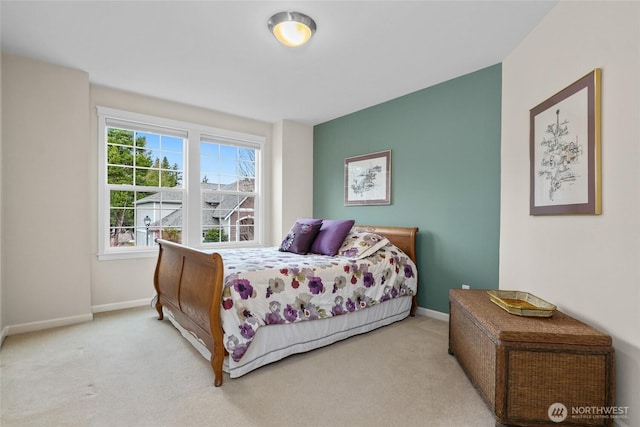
[1,1,557,125]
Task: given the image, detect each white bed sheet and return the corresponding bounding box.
[164,296,412,379]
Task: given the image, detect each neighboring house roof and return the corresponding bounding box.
[135,181,253,228]
[156,207,190,228]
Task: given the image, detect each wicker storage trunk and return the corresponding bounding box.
[449,289,615,427]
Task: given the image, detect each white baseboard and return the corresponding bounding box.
[0,326,9,346]
[91,298,151,313]
[415,306,449,322]
[5,313,93,336]
[0,299,152,340]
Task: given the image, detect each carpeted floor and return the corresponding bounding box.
[0,307,495,426]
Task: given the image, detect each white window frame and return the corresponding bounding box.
[97,107,265,260]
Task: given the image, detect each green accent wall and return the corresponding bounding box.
[313,64,501,313]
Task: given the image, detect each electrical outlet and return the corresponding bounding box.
[461,284,470,289]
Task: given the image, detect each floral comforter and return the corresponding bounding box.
[212,243,417,363]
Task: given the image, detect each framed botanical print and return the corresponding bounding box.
[344,150,391,206]
[530,69,602,215]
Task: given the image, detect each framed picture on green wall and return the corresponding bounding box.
[344,150,391,206]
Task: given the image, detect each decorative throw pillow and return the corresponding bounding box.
[296,218,323,226]
[338,231,389,259]
[279,220,322,254]
[309,219,355,256]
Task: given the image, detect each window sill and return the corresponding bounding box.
[97,249,159,261]
[97,242,268,261]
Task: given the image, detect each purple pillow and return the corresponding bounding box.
[296,218,323,226]
[279,220,322,254]
[310,219,355,256]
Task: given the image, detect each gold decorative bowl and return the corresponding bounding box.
[487,290,556,317]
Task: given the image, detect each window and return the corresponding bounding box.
[200,139,256,243]
[98,107,264,259]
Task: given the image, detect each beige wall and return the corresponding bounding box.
[500,1,639,423]
[1,53,93,329]
[271,120,314,243]
[0,51,4,341]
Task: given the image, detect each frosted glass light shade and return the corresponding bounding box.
[268,11,316,47]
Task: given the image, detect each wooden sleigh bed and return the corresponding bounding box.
[153,225,419,386]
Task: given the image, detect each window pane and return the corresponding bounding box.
[160,228,182,244]
[220,179,237,190]
[201,142,219,157]
[238,147,254,160]
[134,167,149,186]
[110,207,134,228]
[219,162,236,176]
[107,144,133,167]
[200,174,218,187]
[238,148,255,178]
[238,218,254,241]
[109,190,183,247]
[111,227,136,247]
[162,135,183,153]
[238,160,255,179]
[110,189,135,247]
[160,167,182,188]
[202,192,221,229]
[160,208,182,227]
[110,190,135,208]
[108,166,133,185]
[136,190,182,246]
[203,226,227,243]
[145,148,161,166]
[108,128,134,148]
[134,132,151,148]
[219,144,236,159]
[201,190,255,243]
[137,132,159,149]
[200,141,255,187]
[108,126,184,189]
[239,178,255,193]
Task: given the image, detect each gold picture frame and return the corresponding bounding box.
[344,150,391,206]
[530,69,602,215]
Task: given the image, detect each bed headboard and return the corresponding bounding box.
[353,225,419,264]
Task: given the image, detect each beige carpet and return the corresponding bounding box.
[1,307,495,427]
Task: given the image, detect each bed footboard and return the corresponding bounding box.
[153,239,226,386]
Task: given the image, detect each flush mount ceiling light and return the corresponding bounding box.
[268,11,317,47]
